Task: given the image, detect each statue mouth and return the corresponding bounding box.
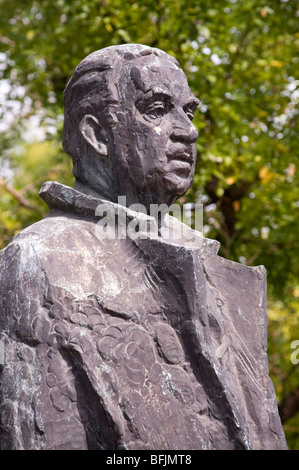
[167,145,193,162]
[166,147,194,177]
[168,159,192,177]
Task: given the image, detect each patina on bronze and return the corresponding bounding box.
[0,44,287,450]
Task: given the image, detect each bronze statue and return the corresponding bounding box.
[0,44,287,450]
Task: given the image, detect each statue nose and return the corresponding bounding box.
[170,120,199,144]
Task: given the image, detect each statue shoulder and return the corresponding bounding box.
[203,252,267,351]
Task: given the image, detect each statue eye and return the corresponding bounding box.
[184,107,195,121]
[184,100,199,121]
[146,101,167,119]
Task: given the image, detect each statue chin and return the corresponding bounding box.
[163,173,194,199]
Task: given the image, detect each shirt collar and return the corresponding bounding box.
[39,181,220,254]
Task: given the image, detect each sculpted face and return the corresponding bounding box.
[110,54,199,208]
[73,48,200,209]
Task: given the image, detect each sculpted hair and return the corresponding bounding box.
[62,44,179,178]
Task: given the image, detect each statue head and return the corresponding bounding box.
[63,44,199,209]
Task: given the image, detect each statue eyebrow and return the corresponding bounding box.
[135,88,172,110]
[151,87,172,98]
[142,87,172,101]
[184,97,200,110]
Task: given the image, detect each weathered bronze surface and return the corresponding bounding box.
[0,45,287,450]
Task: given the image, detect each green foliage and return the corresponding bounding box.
[0,140,74,248]
[267,295,299,449]
[0,0,299,448]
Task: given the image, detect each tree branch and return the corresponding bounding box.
[0,178,35,210]
[279,387,299,424]
[226,28,251,81]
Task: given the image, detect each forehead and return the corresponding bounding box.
[123,55,195,103]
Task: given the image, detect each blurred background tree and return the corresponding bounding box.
[0,0,298,448]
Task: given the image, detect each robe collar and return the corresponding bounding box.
[40,181,220,256]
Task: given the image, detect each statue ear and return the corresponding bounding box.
[79,115,108,156]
